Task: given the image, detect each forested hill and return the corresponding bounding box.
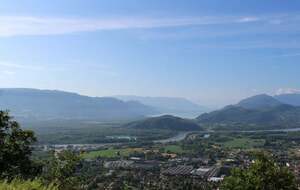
[196,94,300,129]
[124,115,202,131]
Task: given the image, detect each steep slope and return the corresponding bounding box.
[115,95,207,118]
[274,93,300,106]
[124,115,202,131]
[0,88,157,121]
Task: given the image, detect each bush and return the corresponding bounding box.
[221,152,297,190]
[0,179,58,190]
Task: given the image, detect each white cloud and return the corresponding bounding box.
[1,70,16,75]
[0,60,119,78]
[0,15,262,37]
[276,88,300,95]
[0,61,43,70]
[236,17,260,23]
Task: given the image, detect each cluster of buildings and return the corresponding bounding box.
[34,143,118,152]
[162,165,230,182]
[86,157,228,189]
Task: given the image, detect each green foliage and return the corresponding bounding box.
[0,111,40,179]
[0,179,58,190]
[221,152,297,190]
[42,150,81,190]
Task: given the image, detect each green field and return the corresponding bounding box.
[163,145,185,154]
[82,148,144,159]
[222,138,265,149]
[83,144,187,159]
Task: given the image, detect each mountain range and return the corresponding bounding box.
[0,88,205,123]
[115,95,207,118]
[196,94,300,130]
[237,94,282,110]
[2,88,300,131]
[0,88,157,121]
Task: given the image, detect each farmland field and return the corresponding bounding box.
[82,148,144,159]
[222,137,265,149]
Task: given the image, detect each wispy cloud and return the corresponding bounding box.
[0,15,263,37]
[0,70,16,75]
[236,17,260,23]
[0,61,43,70]
[69,61,119,77]
[276,88,300,95]
[189,40,300,50]
[276,53,300,57]
[0,60,119,78]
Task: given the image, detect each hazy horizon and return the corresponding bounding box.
[1,0,300,107]
[2,87,299,110]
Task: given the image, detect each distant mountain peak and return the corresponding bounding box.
[196,93,300,130]
[237,94,282,110]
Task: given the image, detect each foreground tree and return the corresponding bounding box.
[221,152,297,190]
[0,111,39,179]
[42,150,81,190]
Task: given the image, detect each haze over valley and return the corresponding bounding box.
[2,88,300,134]
[1,1,300,189]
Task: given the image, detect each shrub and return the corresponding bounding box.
[0,179,58,190]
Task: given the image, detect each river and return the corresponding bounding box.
[154,127,300,143]
[154,131,201,143]
[38,128,300,149]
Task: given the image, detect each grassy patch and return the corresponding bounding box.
[222,138,265,149]
[82,148,143,159]
[163,145,185,154]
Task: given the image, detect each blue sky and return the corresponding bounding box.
[0,0,300,107]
